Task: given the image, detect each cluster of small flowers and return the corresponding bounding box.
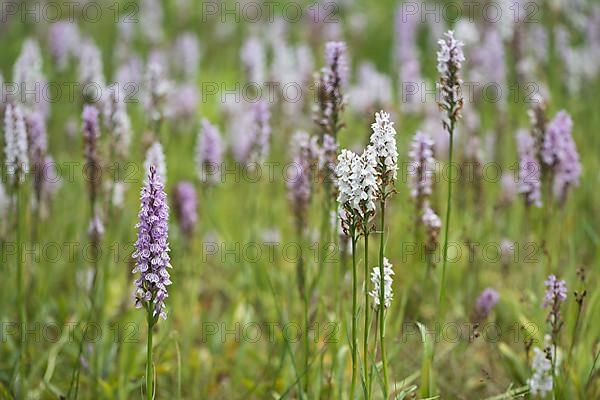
[228,100,271,168]
[395,7,424,113]
[298,143,323,235]
[173,32,201,82]
[241,37,266,85]
[6,41,60,215]
[87,213,105,244]
[516,129,542,208]
[314,41,347,137]
[354,147,379,221]
[336,111,399,233]
[27,111,48,206]
[164,31,201,125]
[103,85,132,158]
[166,83,199,122]
[196,119,224,185]
[247,101,271,166]
[470,28,507,110]
[291,131,320,170]
[271,40,314,92]
[27,112,47,166]
[437,31,465,132]
[4,104,29,185]
[543,274,568,328]
[82,105,102,207]
[287,153,312,234]
[172,181,198,238]
[348,62,392,114]
[48,21,80,72]
[408,131,435,205]
[408,129,442,254]
[324,41,348,94]
[78,39,106,103]
[289,131,338,212]
[13,39,48,116]
[541,111,581,203]
[336,150,360,234]
[369,111,398,194]
[144,62,171,125]
[544,275,568,305]
[422,204,441,255]
[528,95,547,149]
[133,165,172,320]
[139,0,164,45]
[519,97,580,206]
[320,134,338,190]
[114,56,144,91]
[369,257,394,309]
[145,142,167,185]
[474,287,500,320]
[528,335,561,398]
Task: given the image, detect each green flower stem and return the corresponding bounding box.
[378,199,389,399]
[363,227,370,397]
[350,223,358,400]
[438,121,455,326]
[303,254,310,395]
[146,305,155,400]
[16,183,27,397]
[432,119,456,395]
